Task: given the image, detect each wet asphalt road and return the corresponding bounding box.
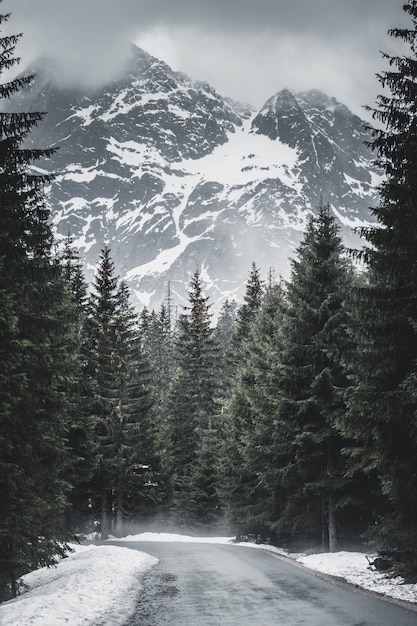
[115,541,417,626]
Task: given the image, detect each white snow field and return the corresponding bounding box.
[1,533,416,625]
[0,543,157,626]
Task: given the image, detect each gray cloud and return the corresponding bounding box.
[6,0,409,115]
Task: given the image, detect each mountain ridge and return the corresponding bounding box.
[7,44,381,311]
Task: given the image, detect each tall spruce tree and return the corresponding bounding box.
[233,263,264,347]
[0,10,73,598]
[167,270,221,526]
[214,299,238,396]
[229,264,264,431]
[86,251,161,538]
[85,247,120,539]
[111,282,161,535]
[224,280,286,539]
[344,1,417,552]
[141,300,176,513]
[269,205,353,550]
[141,298,175,425]
[59,239,95,531]
[230,206,354,548]
[220,266,265,536]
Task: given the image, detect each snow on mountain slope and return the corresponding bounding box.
[8,45,381,312]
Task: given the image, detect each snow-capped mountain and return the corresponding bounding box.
[10,45,381,311]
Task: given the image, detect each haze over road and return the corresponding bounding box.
[113,541,417,626]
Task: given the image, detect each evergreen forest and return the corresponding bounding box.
[2,0,417,601]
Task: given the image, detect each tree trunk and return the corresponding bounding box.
[327,438,338,552]
[328,492,338,552]
[321,494,327,552]
[101,488,110,541]
[114,484,124,538]
[7,542,17,599]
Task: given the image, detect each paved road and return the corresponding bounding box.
[115,541,417,626]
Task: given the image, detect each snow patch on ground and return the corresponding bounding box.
[0,543,157,626]
[236,542,417,605]
[113,531,234,543]
[298,551,417,605]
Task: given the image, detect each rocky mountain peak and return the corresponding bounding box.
[5,49,381,313]
[251,89,308,145]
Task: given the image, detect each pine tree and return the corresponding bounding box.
[234,280,287,540]
[59,239,96,531]
[0,10,73,598]
[214,299,238,401]
[142,299,175,422]
[139,293,176,513]
[111,282,161,535]
[233,262,264,347]
[167,270,221,526]
[229,265,264,446]
[188,419,223,528]
[228,207,354,548]
[344,1,417,551]
[85,251,162,537]
[85,247,121,539]
[220,265,265,536]
[268,205,354,550]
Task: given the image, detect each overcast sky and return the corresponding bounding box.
[6,0,409,120]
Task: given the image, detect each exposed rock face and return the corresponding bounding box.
[9,45,381,311]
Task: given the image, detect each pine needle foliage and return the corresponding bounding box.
[345,1,417,551]
[167,270,221,527]
[0,8,73,599]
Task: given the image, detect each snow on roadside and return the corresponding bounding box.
[113,531,234,543]
[297,551,417,605]
[235,541,417,605]
[0,543,157,626]
[1,533,417,625]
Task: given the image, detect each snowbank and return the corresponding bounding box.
[113,531,234,543]
[235,541,417,605]
[298,551,417,605]
[0,543,157,626]
[1,534,416,625]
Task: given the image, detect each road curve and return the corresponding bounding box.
[114,541,417,626]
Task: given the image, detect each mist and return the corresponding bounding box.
[6,0,408,112]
